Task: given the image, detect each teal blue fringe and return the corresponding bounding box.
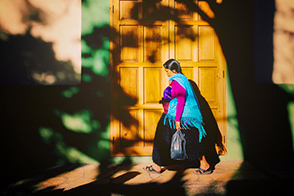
[164,114,207,142]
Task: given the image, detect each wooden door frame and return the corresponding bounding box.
[109,0,227,157]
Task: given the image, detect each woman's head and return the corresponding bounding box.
[163,59,182,77]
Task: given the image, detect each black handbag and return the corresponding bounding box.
[170,130,188,160]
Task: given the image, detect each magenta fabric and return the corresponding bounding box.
[171,80,186,122]
[162,102,169,114]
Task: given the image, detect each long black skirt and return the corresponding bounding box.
[152,113,204,168]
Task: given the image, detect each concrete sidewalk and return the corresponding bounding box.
[3,160,294,196]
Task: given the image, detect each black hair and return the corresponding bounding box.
[163,59,182,74]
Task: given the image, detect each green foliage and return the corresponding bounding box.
[56,110,101,134]
[39,127,98,164]
[37,0,112,164]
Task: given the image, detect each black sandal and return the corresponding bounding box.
[143,165,162,174]
[193,168,212,175]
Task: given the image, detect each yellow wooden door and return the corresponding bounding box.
[110,0,226,157]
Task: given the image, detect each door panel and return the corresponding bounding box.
[111,0,227,156]
[144,109,162,146]
[144,25,162,62]
[175,25,197,61]
[199,67,218,107]
[120,67,138,98]
[199,25,215,61]
[120,25,139,62]
[120,109,140,147]
[120,0,138,20]
[144,68,162,104]
[182,67,194,80]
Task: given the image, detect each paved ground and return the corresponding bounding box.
[2,160,294,196]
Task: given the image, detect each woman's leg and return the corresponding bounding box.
[193,155,212,175]
[199,155,210,170]
[145,114,168,173]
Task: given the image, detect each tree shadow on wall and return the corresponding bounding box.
[0,30,83,186]
[0,29,80,85]
[126,0,293,169]
[82,24,138,129]
[2,0,294,195]
[66,1,294,195]
[196,0,294,169]
[0,15,137,193]
[128,0,294,168]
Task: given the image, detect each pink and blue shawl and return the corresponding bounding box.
[164,74,206,142]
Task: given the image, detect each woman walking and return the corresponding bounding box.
[144,59,212,174]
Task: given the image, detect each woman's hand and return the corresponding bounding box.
[175,121,181,131]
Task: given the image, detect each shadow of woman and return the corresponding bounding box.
[189,79,226,170]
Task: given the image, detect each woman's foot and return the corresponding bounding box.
[200,164,210,171]
[143,164,162,173]
[199,156,210,171]
[193,168,212,175]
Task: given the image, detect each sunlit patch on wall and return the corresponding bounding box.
[82,49,109,76]
[81,0,109,34]
[81,0,110,77]
[273,0,294,84]
[254,0,294,85]
[0,0,81,85]
[221,68,243,161]
[54,109,101,134]
[255,1,294,153]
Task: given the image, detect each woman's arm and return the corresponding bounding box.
[171,81,186,123]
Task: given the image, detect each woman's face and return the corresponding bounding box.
[165,68,177,78]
